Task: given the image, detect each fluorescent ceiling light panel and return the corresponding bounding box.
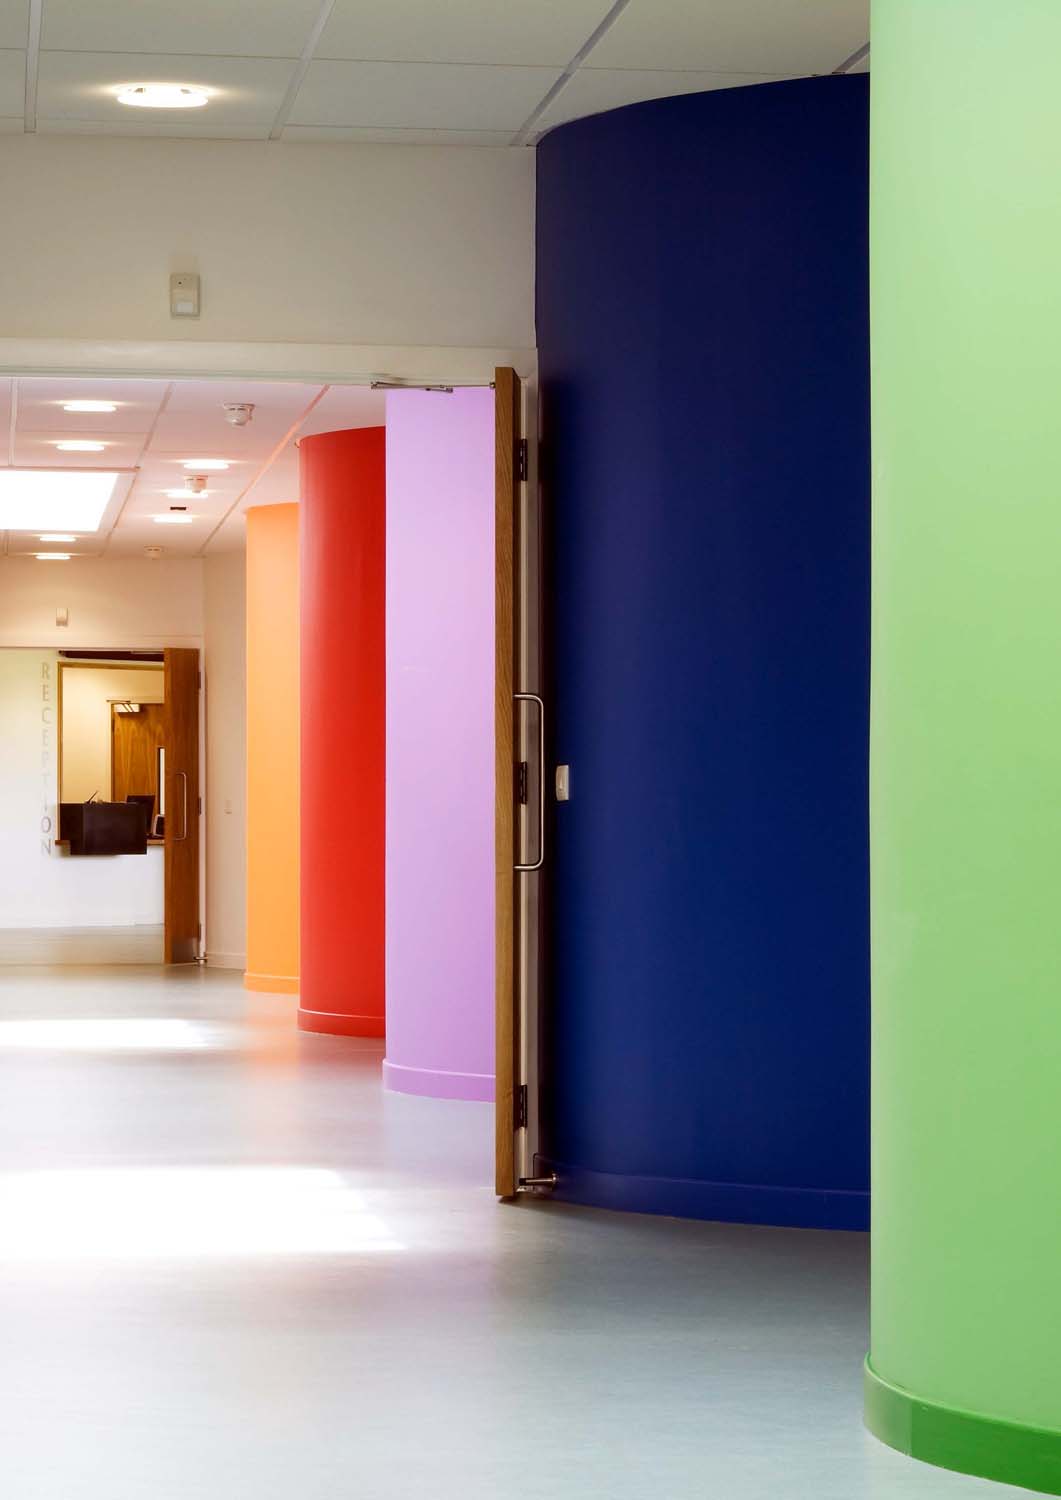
[39,533,77,542]
[35,553,72,560]
[153,513,193,524]
[182,459,229,470]
[0,470,119,532]
[62,400,117,413]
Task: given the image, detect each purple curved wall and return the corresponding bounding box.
[382,388,495,1100]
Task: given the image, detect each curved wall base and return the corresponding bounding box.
[382,1059,494,1103]
[544,1161,868,1231]
[865,1360,1061,1496]
[244,972,298,995]
[297,1007,385,1039]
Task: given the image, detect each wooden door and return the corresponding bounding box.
[163,647,200,964]
[496,368,522,1196]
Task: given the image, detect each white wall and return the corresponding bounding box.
[0,557,203,650]
[60,666,164,803]
[0,649,164,928]
[203,552,247,970]
[0,136,534,350]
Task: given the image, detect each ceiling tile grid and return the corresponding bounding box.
[0,0,867,144]
[0,375,384,559]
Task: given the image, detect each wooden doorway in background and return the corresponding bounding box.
[163,647,200,964]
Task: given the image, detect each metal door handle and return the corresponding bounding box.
[515,694,544,872]
[174,771,188,842]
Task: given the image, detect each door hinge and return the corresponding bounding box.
[517,1083,528,1129]
[518,760,529,805]
[517,437,528,482]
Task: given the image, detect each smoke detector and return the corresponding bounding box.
[223,403,255,427]
[185,473,209,494]
[144,545,163,559]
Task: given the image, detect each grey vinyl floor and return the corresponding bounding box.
[0,965,1005,1499]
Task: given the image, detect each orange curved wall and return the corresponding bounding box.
[245,503,300,994]
[298,428,386,1036]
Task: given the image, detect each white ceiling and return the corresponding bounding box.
[0,0,869,146]
[0,375,385,559]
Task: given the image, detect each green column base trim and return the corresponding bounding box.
[865,1358,1061,1496]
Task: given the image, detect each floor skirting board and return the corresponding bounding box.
[541,1161,869,1231]
[208,953,247,971]
[382,1059,494,1103]
[865,1359,1061,1496]
[243,969,297,992]
[297,1007,385,1038]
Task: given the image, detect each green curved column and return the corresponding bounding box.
[869,1,1061,1491]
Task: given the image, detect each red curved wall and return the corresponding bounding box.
[298,427,385,1036]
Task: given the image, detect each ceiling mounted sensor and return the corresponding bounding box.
[185,475,209,495]
[223,404,254,427]
[144,546,164,559]
[116,83,209,110]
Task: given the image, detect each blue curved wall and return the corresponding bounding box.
[537,77,870,1230]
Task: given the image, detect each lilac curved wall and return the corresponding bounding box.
[382,388,495,1100]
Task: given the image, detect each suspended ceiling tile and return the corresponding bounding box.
[0,116,24,132]
[0,48,25,116]
[317,0,614,66]
[37,51,297,126]
[16,378,168,433]
[37,117,270,138]
[290,58,560,132]
[281,124,517,147]
[41,0,322,58]
[535,69,793,135]
[589,0,868,74]
[14,429,147,468]
[297,385,386,433]
[0,2,28,50]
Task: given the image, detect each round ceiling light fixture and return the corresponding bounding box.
[62,400,118,414]
[116,83,210,109]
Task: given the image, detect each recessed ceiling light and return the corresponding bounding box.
[153,514,194,525]
[39,533,78,542]
[166,488,209,499]
[34,553,72,561]
[55,440,106,453]
[116,83,210,110]
[62,400,118,414]
[182,458,229,470]
[0,471,119,532]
